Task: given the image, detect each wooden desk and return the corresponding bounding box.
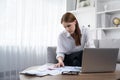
[20,64,120,80]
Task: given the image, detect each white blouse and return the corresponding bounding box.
[56,27,95,60]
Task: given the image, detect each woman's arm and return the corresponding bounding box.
[55,33,66,67]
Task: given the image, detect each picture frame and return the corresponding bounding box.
[76,0,95,9]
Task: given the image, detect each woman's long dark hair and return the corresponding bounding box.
[61,12,82,46]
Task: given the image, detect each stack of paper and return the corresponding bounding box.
[20,65,81,77]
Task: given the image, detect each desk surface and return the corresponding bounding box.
[20,64,120,80]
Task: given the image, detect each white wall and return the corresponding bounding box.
[73,7,96,29]
[66,0,76,11]
[70,7,97,39]
[66,0,96,28]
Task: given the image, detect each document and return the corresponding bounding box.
[20,65,81,77]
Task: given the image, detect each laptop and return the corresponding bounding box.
[81,48,119,73]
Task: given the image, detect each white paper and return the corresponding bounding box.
[20,66,81,76]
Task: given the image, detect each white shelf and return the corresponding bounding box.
[96,27,120,30]
[97,9,120,14]
[69,7,95,13]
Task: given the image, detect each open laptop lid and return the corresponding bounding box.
[81,48,119,73]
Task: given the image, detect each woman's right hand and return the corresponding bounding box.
[54,56,64,67]
[54,61,64,68]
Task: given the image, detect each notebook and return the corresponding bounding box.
[81,48,119,73]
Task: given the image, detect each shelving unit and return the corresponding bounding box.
[96,0,120,39]
[66,0,120,39]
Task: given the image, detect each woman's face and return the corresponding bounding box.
[62,20,76,34]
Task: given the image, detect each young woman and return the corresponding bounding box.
[55,12,95,67]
